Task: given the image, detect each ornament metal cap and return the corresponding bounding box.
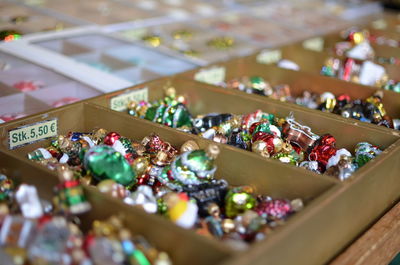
[206,144,220,160]
[180,140,200,153]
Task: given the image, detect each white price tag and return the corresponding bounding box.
[302,37,324,52]
[194,67,226,85]
[110,87,149,112]
[8,118,58,150]
[256,49,282,64]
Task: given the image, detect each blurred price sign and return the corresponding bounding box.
[256,49,282,64]
[110,87,148,112]
[9,118,58,149]
[194,66,226,85]
[303,37,324,52]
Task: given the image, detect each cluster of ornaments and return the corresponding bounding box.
[215,75,399,130]
[319,56,396,89]
[0,170,170,265]
[297,90,400,130]
[321,27,399,88]
[27,128,304,246]
[126,87,382,179]
[338,27,399,50]
[272,27,399,89]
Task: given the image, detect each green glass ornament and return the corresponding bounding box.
[354,142,382,168]
[157,198,168,215]
[172,104,192,128]
[145,103,192,128]
[84,145,136,187]
[160,148,218,187]
[225,187,256,218]
[185,150,214,172]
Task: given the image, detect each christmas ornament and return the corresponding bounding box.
[163,192,198,229]
[225,186,256,218]
[55,165,91,215]
[354,142,382,167]
[158,144,219,189]
[84,145,137,187]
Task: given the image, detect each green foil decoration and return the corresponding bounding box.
[145,103,192,128]
[84,145,136,187]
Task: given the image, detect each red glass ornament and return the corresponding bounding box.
[48,149,59,158]
[337,94,351,103]
[137,174,150,186]
[144,134,164,154]
[309,134,337,172]
[252,132,276,155]
[255,199,292,220]
[320,134,336,146]
[103,132,121,146]
[242,110,262,129]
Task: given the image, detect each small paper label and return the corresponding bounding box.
[110,87,149,112]
[256,49,282,64]
[8,118,58,150]
[302,37,324,52]
[371,19,387,30]
[194,67,226,85]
